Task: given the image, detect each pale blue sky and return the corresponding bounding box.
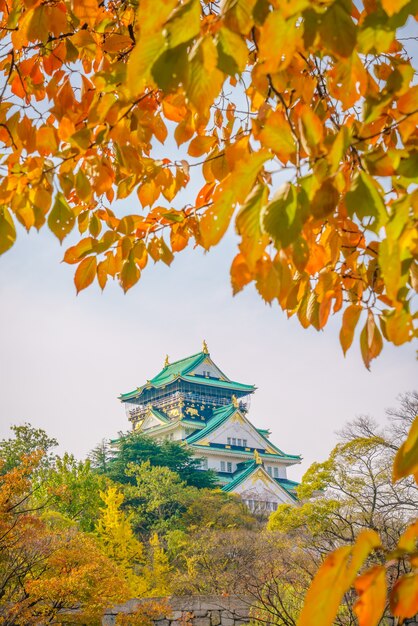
[0,219,416,481]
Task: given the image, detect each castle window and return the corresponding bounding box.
[237,438,242,446]
[227,462,232,472]
[221,461,225,472]
[227,437,231,445]
[273,467,279,478]
[243,439,247,447]
[267,466,272,476]
[232,438,236,445]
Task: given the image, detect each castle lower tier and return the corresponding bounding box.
[119,345,301,512]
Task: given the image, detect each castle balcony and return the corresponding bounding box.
[126,390,250,422]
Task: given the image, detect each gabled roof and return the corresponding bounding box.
[185,404,237,444]
[120,351,255,401]
[222,460,298,501]
[185,403,301,462]
[222,460,260,492]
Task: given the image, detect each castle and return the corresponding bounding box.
[119,343,301,512]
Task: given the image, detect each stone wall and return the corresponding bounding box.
[102,596,418,626]
[102,596,252,626]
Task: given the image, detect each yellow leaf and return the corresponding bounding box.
[360,311,383,370]
[63,237,95,264]
[299,106,324,153]
[188,135,217,157]
[74,256,97,293]
[0,207,16,255]
[381,0,410,17]
[236,184,269,270]
[339,304,362,356]
[393,415,418,482]
[398,520,418,552]
[47,194,75,243]
[354,566,387,626]
[126,0,177,92]
[120,257,140,293]
[186,37,224,116]
[200,151,269,249]
[166,0,201,49]
[258,111,295,163]
[258,13,298,73]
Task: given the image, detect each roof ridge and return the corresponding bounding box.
[164,351,204,370]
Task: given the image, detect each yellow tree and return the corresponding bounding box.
[139,533,172,597]
[96,486,146,595]
[0,0,416,364]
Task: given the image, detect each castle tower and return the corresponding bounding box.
[119,344,301,512]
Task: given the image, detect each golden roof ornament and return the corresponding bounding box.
[232,395,239,408]
[254,450,262,465]
[164,354,169,368]
[202,339,209,354]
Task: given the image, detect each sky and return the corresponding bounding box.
[0,219,416,482]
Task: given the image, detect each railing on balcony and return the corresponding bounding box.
[126,391,250,421]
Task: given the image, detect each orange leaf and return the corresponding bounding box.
[354,566,387,626]
[63,237,95,264]
[230,253,252,295]
[340,304,362,355]
[74,256,97,293]
[393,416,418,483]
[390,573,418,620]
[72,0,99,27]
[297,530,381,626]
[119,257,140,293]
[360,310,383,369]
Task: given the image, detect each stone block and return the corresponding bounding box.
[210,611,221,626]
[193,617,211,626]
[170,612,184,620]
[220,618,235,626]
[193,610,209,617]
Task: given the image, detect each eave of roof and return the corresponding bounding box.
[190,443,301,463]
[119,351,255,401]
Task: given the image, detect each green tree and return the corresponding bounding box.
[124,461,192,535]
[34,453,108,531]
[0,423,58,474]
[100,431,218,489]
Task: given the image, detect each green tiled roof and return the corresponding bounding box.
[190,444,301,463]
[149,407,169,423]
[181,375,254,392]
[185,404,237,444]
[257,428,271,436]
[222,460,258,492]
[120,351,255,401]
[222,461,298,501]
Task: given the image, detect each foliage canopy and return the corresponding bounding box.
[0,0,417,363]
